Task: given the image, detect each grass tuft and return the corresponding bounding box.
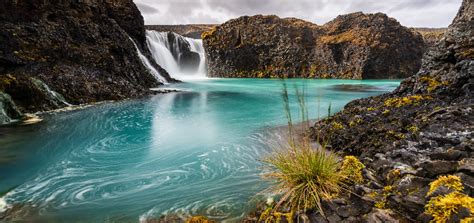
[261,81,363,216]
[262,141,345,215]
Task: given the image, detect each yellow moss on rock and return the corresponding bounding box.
[427,175,464,196]
[408,125,419,133]
[420,76,448,93]
[384,95,432,107]
[201,27,217,40]
[425,192,474,223]
[258,207,294,223]
[341,155,365,183]
[331,121,344,130]
[186,216,216,223]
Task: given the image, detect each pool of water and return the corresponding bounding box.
[0,78,399,222]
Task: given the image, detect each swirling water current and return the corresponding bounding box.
[0,79,399,222]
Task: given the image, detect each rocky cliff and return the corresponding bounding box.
[203,13,425,79]
[146,24,216,39]
[307,0,473,221]
[0,0,174,124]
[413,27,448,48]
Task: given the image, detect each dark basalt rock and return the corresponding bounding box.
[0,92,22,125]
[203,13,425,79]
[308,0,473,220]
[0,0,174,118]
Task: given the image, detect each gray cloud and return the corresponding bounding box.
[133,0,462,27]
[135,3,160,14]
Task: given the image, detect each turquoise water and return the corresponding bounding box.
[0,79,399,222]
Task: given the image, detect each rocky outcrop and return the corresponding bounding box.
[146,24,216,39]
[308,0,473,221]
[0,92,22,125]
[0,0,174,118]
[203,13,425,79]
[413,28,448,48]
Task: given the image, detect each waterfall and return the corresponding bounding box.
[146,30,206,80]
[129,37,168,84]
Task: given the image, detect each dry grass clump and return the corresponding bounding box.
[263,139,346,214]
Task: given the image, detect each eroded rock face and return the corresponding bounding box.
[310,0,473,221]
[0,0,173,114]
[203,13,425,79]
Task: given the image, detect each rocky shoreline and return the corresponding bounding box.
[295,0,472,222]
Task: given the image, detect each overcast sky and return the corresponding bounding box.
[133,0,462,28]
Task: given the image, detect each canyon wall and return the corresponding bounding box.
[203,13,426,79]
[0,0,174,123]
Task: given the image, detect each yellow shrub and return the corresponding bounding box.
[427,175,464,196]
[341,156,365,183]
[425,192,473,223]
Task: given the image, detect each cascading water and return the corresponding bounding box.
[129,37,168,84]
[146,30,207,80]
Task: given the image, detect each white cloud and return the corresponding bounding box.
[133,0,462,27]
